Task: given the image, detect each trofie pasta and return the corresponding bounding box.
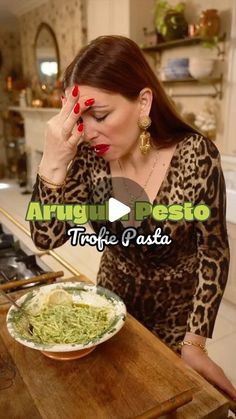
[13,303,113,344]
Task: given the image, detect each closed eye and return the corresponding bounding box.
[94,114,108,122]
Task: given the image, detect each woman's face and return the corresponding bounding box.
[74,85,148,161]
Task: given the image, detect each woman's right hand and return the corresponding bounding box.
[39,85,87,184]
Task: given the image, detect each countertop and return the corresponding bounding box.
[0,279,231,419]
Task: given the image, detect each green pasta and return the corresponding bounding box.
[13,303,113,344]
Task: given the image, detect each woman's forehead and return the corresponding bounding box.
[65,85,112,98]
[65,86,136,108]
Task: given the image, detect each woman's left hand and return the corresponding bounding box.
[181,345,236,400]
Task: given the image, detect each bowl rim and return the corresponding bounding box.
[189,57,216,65]
[6,281,127,352]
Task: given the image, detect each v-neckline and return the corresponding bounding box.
[107,141,180,204]
[152,141,180,204]
[104,141,181,229]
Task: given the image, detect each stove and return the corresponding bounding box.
[0,223,54,292]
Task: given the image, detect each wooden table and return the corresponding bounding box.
[0,285,231,419]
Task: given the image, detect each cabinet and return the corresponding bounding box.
[225,222,236,305]
[224,2,236,156]
[86,0,154,44]
[142,35,225,99]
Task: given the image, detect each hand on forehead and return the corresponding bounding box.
[62,85,95,112]
[65,85,97,100]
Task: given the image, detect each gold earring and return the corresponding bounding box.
[138,115,152,155]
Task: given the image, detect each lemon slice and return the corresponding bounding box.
[46,289,73,306]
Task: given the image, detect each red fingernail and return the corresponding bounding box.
[78,122,84,132]
[72,85,79,97]
[74,103,80,114]
[84,98,95,106]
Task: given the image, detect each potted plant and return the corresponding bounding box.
[154,0,188,41]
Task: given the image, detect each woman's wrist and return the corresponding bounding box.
[184,332,207,345]
[180,332,208,355]
[38,173,66,189]
[180,340,208,354]
[38,162,67,185]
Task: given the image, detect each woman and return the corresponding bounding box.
[30,35,236,399]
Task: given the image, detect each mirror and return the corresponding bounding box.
[34,23,60,88]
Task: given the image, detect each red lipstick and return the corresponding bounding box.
[93,144,110,156]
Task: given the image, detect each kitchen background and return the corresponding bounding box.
[0,0,236,392]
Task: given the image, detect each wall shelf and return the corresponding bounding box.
[142,36,203,52]
[142,34,226,100]
[161,75,223,99]
[141,33,226,55]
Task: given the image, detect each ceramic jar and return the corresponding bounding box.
[49,88,62,108]
[198,9,220,39]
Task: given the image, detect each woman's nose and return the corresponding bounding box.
[83,124,99,142]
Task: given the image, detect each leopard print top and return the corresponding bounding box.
[29,133,229,352]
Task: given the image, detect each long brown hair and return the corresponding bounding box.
[63,35,199,146]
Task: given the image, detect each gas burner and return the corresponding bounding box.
[0,223,52,292]
[0,234,14,250]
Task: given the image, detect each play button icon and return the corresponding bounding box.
[108,198,131,222]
